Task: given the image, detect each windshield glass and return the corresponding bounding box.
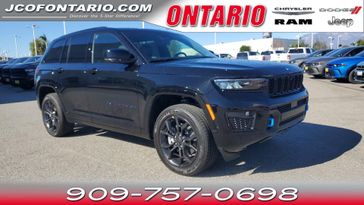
[121,30,215,62]
[327,48,352,57]
[23,56,41,63]
[355,50,364,57]
[12,57,29,64]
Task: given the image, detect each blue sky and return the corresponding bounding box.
[0,21,303,57]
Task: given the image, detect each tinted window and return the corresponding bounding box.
[249,52,259,55]
[44,39,66,63]
[23,56,41,63]
[67,34,91,63]
[355,50,364,57]
[261,51,273,55]
[275,50,285,54]
[289,49,304,53]
[306,48,311,53]
[122,30,215,62]
[237,53,248,58]
[92,33,126,63]
[347,47,364,57]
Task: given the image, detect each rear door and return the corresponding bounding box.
[57,33,93,123]
[85,31,141,136]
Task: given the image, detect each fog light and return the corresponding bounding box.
[267,116,275,128]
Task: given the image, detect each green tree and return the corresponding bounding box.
[313,41,328,50]
[239,45,251,52]
[356,39,364,46]
[29,34,48,56]
[290,40,309,48]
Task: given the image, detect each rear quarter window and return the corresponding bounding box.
[43,39,66,63]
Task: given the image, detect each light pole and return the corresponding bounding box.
[14,35,20,58]
[141,21,145,29]
[311,33,314,48]
[296,34,300,47]
[30,24,38,56]
[337,35,341,48]
[214,32,217,44]
[63,21,67,34]
[328,36,334,49]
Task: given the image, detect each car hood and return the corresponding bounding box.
[327,57,364,66]
[305,57,335,64]
[147,58,302,78]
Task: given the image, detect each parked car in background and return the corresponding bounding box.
[10,56,42,89]
[325,50,364,83]
[1,57,29,84]
[217,53,233,59]
[278,47,314,62]
[269,50,287,62]
[236,51,267,61]
[353,61,364,83]
[289,49,333,68]
[0,58,17,82]
[304,46,364,78]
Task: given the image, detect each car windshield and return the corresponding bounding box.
[249,52,259,55]
[23,56,41,63]
[12,57,29,64]
[275,50,285,54]
[121,30,216,62]
[355,50,364,57]
[328,48,353,57]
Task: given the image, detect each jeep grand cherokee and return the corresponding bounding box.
[36,27,308,176]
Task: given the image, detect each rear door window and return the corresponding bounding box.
[66,33,92,63]
[346,47,364,56]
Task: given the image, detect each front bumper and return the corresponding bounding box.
[10,75,34,86]
[205,90,308,157]
[305,64,325,76]
[325,66,345,79]
[354,68,364,82]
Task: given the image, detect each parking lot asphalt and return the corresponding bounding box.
[0,76,363,185]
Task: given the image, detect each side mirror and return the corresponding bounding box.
[104,48,137,65]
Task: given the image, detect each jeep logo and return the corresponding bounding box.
[275,19,312,25]
[328,16,354,27]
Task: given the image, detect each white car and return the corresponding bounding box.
[236,51,267,61]
[277,47,314,62]
[261,50,286,61]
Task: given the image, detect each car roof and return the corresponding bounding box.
[52,27,175,42]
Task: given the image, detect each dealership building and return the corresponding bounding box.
[204,35,296,57]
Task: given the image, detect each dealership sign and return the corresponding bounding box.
[0,0,363,32]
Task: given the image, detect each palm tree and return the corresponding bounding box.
[29,34,48,56]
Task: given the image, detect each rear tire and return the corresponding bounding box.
[41,93,73,137]
[153,104,218,176]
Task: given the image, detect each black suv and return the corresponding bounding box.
[36,27,308,175]
[10,56,42,89]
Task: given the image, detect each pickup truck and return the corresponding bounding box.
[262,50,286,62]
[236,51,267,61]
[274,47,313,62]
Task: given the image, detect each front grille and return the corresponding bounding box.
[269,73,303,97]
[277,97,307,113]
[226,111,256,131]
[280,113,305,126]
[10,69,26,77]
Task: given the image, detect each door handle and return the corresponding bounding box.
[57,68,64,74]
[90,68,98,75]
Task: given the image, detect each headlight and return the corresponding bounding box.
[213,78,267,90]
[333,63,346,67]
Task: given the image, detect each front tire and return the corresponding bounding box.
[41,93,73,137]
[153,104,218,176]
[348,69,356,83]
